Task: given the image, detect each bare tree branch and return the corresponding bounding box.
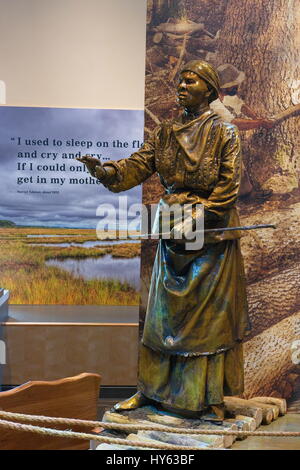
[145,106,161,125]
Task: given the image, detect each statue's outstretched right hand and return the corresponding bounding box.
[76,155,107,179]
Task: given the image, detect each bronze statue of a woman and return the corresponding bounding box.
[78,60,250,422]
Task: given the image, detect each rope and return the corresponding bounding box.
[0,410,299,438]
[0,419,218,451]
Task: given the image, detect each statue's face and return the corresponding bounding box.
[177,71,210,109]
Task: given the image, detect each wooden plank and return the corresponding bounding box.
[103,408,237,448]
[133,430,226,448]
[247,399,280,421]
[251,397,287,416]
[126,431,213,449]
[225,418,249,440]
[235,415,257,431]
[224,397,263,427]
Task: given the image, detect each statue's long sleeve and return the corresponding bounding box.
[205,124,241,218]
[101,129,159,193]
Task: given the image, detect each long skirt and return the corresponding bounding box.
[138,342,244,412]
[138,238,249,412]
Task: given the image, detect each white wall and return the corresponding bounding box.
[0,0,147,109]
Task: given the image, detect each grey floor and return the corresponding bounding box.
[232,413,300,450]
[234,381,300,450]
[233,412,300,450]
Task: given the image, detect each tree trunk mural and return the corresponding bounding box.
[142,0,300,404]
[215,0,300,401]
[217,0,300,194]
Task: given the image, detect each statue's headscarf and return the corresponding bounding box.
[180,60,220,103]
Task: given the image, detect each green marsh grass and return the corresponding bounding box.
[0,228,141,305]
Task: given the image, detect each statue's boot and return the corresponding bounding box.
[200,404,225,423]
[112,391,152,412]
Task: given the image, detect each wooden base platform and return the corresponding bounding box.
[94,396,287,450]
